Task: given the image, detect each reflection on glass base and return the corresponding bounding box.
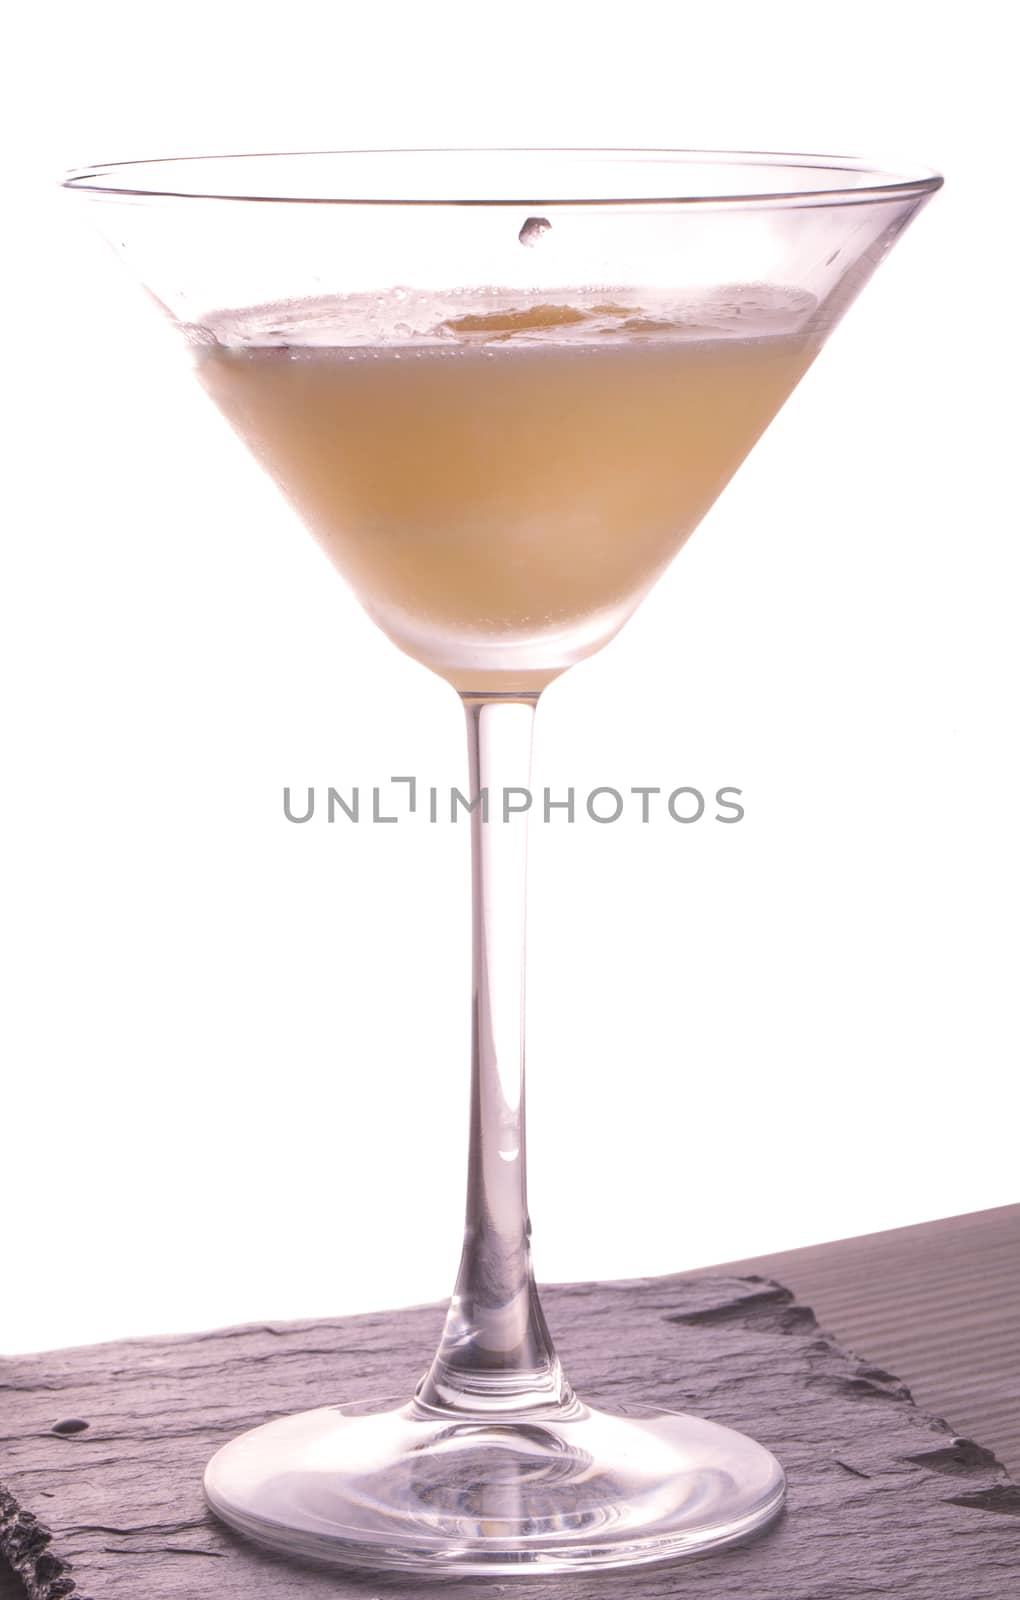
[204,1395,785,1575]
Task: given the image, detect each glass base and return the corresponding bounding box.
[204,1395,785,1575]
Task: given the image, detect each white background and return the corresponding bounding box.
[2,1,1017,1354]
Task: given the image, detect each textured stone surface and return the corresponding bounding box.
[2,1275,1018,1599]
[695,1203,1020,1478]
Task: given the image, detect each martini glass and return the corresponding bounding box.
[63,150,940,1574]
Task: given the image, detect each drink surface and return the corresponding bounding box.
[194,288,819,691]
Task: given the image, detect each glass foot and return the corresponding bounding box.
[204,1395,785,1574]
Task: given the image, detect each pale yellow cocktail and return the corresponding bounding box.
[197,288,818,690]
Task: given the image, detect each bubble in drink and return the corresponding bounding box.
[519,216,552,246]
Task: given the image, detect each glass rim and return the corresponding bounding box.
[60,147,944,208]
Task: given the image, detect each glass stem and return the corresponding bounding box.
[416,694,573,1418]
